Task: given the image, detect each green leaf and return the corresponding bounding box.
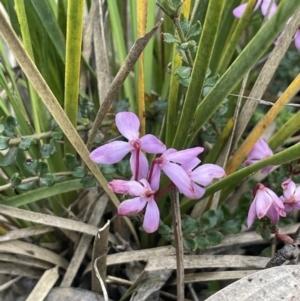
[0,147,19,167]
[206,231,224,246]
[195,236,208,250]
[24,159,39,175]
[182,215,198,234]
[72,166,87,178]
[19,137,33,150]
[38,161,49,175]
[40,139,56,158]
[4,116,18,137]
[80,175,97,187]
[183,236,197,252]
[174,66,192,79]
[0,123,4,133]
[202,210,218,228]
[158,221,172,240]
[220,204,231,220]
[0,136,9,150]
[64,153,79,170]
[197,215,211,232]
[10,173,22,188]
[221,220,241,235]
[162,33,180,44]
[186,21,202,40]
[40,173,55,187]
[156,0,182,17]
[17,181,35,190]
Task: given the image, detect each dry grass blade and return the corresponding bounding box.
[231,7,300,149]
[0,240,68,269]
[170,187,184,300]
[86,18,164,150]
[169,270,260,284]
[60,195,109,287]
[0,225,54,242]
[146,255,269,271]
[0,262,43,279]
[0,253,53,270]
[0,204,116,242]
[92,220,110,293]
[0,276,22,292]
[25,266,59,301]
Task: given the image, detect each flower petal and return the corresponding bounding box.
[116,112,140,140]
[261,166,273,174]
[166,147,204,165]
[108,180,144,196]
[163,162,198,199]
[90,141,130,164]
[233,3,248,18]
[149,163,161,191]
[295,30,300,51]
[140,134,166,154]
[247,138,273,160]
[266,203,280,224]
[181,158,201,172]
[118,197,147,215]
[130,151,149,180]
[191,164,226,186]
[255,190,273,219]
[247,198,257,228]
[261,0,277,18]
[143,198,160,233]
[191,183,206,199]
[282,178,296,199]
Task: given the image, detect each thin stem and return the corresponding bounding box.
[172,17,194,67]
[0,171,74,192]
[170,186,185,301]
[155,182,174,201]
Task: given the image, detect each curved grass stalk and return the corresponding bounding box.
[64,0,84,155]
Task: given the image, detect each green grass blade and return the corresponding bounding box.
[64,0,84,155]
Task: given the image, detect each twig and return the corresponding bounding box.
[170,186,185,301]
[86,18,164,150]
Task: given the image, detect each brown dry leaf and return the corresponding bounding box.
[204,265,300,301]
[25,266,59,301]
[0,240,68,269]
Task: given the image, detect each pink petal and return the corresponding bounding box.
[166,147,204,165]
[255,190,273,219]
[191,182,206,199]
[143,198,160,233]
[181,158,201,171]
[261,0,277,18]
[191,164,225,186]
[267,188,285,210]
[261,166,273,174]
[247,198,257,228]
[149,163,161,191]
[115,112,140,140]
[294,186,300,201]
[163,162,198,199]
[266,203,280,224]
[233,0,262,18]
[282,178,296,199]
[90,141,130,164]
[140,134,166,154]
[118,197,147,215]
[295,30,300,51]
[247,138,273,160]
[108,180,144,196]
[130,151,149,180]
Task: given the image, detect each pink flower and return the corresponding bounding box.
[247,183,286,228]
[89,112,166,179]
[151,147,204,199]
[182,158,226,198]
[244,138,273,173]
[233,0,277,19]
[294,29,300,51]
[280,178,300,212]
[109,179,159,233]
